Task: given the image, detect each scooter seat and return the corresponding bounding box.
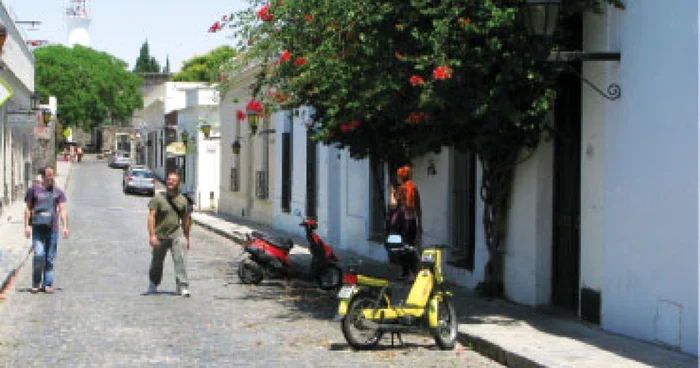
[250,231,294,250]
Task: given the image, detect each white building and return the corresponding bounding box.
[216,2,697,356]
[250,2,698,357]
[177,87,221,211]
[0,2,39,217]
[140,82,207,180]
[218,62,277,226]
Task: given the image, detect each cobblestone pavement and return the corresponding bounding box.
[0,161,502,367]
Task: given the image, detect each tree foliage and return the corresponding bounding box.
[218,0,624,295]
[34,45,144,131]
[172,46,237,82]
[133,41,162,73]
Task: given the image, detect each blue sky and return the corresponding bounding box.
[3,0,249,72]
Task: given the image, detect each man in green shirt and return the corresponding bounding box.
[147,171,192,297]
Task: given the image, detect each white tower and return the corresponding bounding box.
[64,0,91,47]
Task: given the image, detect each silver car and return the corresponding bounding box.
[109,151,131,168]
[123,167,156,196]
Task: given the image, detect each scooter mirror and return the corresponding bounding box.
[293,209,302,217]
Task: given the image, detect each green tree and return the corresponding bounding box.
[172,46,237,82]
[221,0,623,295]
[133,40,161,73]
[35,45,144,131]
[163,56,171,74]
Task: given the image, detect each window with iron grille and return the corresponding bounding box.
[255,170,268,199]
[230,167,239,192]
[369,156,386,240]
[305,134,317,218]
[281,132,292,212]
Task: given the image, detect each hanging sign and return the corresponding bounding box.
[0,78,13,107]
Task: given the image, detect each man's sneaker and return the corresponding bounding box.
[147,282,158,294]
[179,287,190,297]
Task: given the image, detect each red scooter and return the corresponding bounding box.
[237,210,343,290]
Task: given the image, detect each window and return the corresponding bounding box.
[281,132,292,212]
[369,156,386,240]
[255,171,268,199]
[449,149,477,271]
[305,133,317,218]
[230,167,239,192]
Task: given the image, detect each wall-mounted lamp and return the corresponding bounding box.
[246,99,263,135]
[181,130,190,145]
[30,92,41,111]
[427,160,437,176]
[199,122,212,139]
[231,139,242,155]
[41,108,52,126]
[517,0,621,101]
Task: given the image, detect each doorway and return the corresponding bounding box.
[551,68,582,312]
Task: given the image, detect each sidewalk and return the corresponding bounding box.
[191,211,698,368]
[0,159,71,297]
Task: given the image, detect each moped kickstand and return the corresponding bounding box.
[390,332,405,347]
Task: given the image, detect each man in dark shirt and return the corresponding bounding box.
[24,167,69,294]
[147,171,192,297]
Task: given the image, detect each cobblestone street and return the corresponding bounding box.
[0,161,501,367]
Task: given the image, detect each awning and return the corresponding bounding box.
[166,142,187,157]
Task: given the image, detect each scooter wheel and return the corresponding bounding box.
[316,265,343,291]
[432,297,458,350]
[238,259,264,284]
[342,295,384,349]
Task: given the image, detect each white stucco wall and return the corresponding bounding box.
[502,142,554,306]
[589,2,698,355]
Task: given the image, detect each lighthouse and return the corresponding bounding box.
[64,0,91,47]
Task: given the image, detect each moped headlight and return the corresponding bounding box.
[421,253,436,267]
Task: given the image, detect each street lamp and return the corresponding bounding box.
[231,139,241,155]
[519,0,560,38]
[41,108,52,126]
[30,92,41,111]
[246,99,263,135]
[517,0,621,100]
[199,121,212,139]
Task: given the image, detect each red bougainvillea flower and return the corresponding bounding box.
[305,14,314,23]
[208,21,221,33]
[275,92,288,104]
[340,120,361,134]
[293,57,307,67]
[222,14,228,21]
[279,50,291,63]
[218,74,226,81]
[406,111,427,125]
[246,99,264,114]
[236,110,246,122]
[432,65,453,80]
[409,75,425,86]
[457,17,471,28]
[257,4,274,22]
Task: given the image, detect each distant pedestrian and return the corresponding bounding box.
[24,167,69,294]
[76,146,83,162]
[147,171,192,297]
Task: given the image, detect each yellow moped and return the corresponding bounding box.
[336,243,457,350]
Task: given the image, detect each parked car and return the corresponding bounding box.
[123,167,156,196]
[108,151,131,168]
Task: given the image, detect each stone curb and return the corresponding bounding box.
[457,333,543,368]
